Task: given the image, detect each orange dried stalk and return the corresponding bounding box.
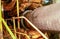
[2,0,46,39]
[28,30,42,39]
[29,0,42,3]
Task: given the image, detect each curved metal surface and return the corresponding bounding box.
[26,3,60,32]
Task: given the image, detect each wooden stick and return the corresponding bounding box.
[0,0,3,39]
[2,18,16,39]
[16,0,20,38]
[13,16,48,39]
[13,17,17,38]
[23,16,48,39]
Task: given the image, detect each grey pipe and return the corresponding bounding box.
[26,3,60,32]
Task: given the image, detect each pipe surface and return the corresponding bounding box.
[26,3,60,32]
